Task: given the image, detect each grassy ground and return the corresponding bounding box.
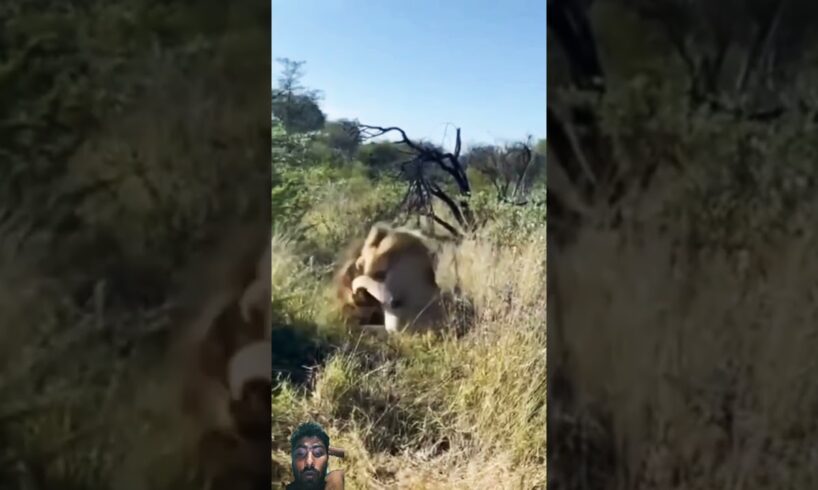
[0,3,268,488]
[271,166,547,489]
[550,219,818,489]
[547,77,818,489]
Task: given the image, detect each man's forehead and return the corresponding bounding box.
[295,436,326,448]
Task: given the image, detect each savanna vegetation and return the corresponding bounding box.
[549,0,818,488]
[271,57,547,489]
[0,2,269,488]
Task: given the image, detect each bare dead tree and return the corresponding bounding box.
[467,142,536,205]
[548,0,605,91]
[548,0,707,245]
[620,0,788,102]
[358,124,473,237]
[549,4,818,488]
[547,0,623,246]
[549,0,818,247]
[548,6,629,487]
[618,0,818,119]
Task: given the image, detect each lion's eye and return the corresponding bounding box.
[371,270,386,281]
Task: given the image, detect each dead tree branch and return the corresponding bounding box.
[548,0,605,91]
[358,124,473,236]
[468,142,536,205]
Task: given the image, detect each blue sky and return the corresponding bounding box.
[272,0,546,149]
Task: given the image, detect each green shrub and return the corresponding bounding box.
[300,174,403,256]
[469,189,547,245]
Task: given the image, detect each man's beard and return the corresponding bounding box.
[292,463,327,488]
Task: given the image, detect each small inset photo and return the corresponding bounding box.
[284,422,346,490]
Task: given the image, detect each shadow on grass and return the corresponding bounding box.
[271,319,340,388]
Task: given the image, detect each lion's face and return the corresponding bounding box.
[353,226,440,325]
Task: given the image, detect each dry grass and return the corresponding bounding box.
[272,213,546,489]
[550,219,818,489]
[0,4,268,486]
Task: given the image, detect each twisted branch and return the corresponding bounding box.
[359,124,473,236]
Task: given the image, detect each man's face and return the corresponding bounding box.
[292,436,329,487]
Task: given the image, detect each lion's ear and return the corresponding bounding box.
[366,223,391,248]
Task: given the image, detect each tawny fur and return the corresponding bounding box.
[333,236,384,326]
[239,243,272,337]
[337,223,446,335]
[171,225,271,490]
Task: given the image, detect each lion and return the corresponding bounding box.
[170,226,271,490]
[336,222,446,335]
[332,236,385,327]
[239,242,272,337]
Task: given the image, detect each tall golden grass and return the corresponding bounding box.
[550,205,818,489]
[272,212,546,489]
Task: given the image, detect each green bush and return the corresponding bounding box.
[299,171,404,257]
[0,2,268,488]
[591,78,818,252]
[470,189,547,245]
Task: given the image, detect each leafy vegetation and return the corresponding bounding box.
[0,1,268,488]
[0,2,547,486]
[271,57,547,488]
[549,1,818,488]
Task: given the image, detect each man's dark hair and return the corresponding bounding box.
[290,421,330,453]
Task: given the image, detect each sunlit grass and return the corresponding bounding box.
[272,179,546,489]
